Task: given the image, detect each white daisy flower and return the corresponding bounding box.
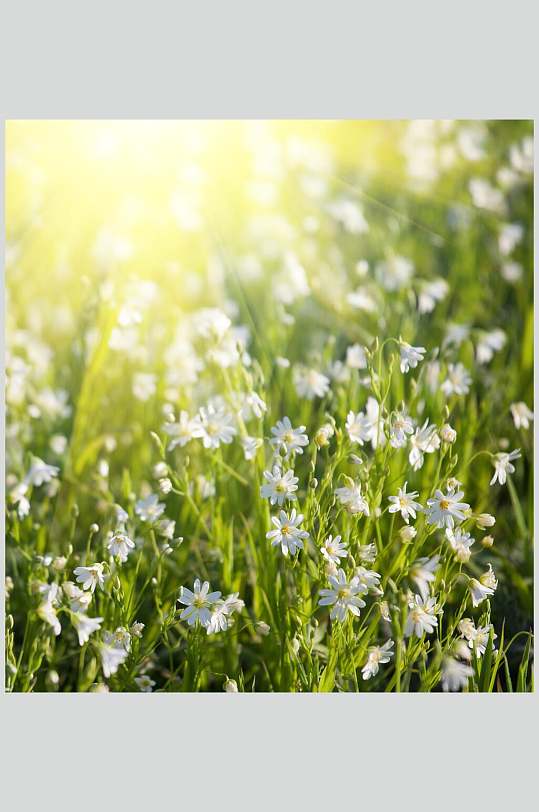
[441,363,472,397]
[266,508,310,557]
[62,581,92,612]
[73,563,105,593]
[100,633,130,678]
[71,613,103,646]
[426,488,470,529]
[410,555,440,600]
[408,419,440,471]
[335,483,370,517]
[293,367,330,400]
[107,532,135,563]
[387,482,422,524]
[241,391,267,420]
[318,569,367,622]
[178,579,222,627]
[490,449,521,485]
[135,675,156,692]
[510,402,533,430]
[25,457,60,487]
[135,494,166,523]
[260,466,299,506]
[345,410,372,446]
[390,410,414,448]
[163,411,199,450]
[320,534,348,565]
[399,341,426,373]
[346,343,367,369]
[361,640,394,680]
[404,594,439,637]
[459,618,497,657]
[270,416,309,457]
[193,404,237,449]
[446,527,475,563]
[469,564,498,607]
[241,435,263,461]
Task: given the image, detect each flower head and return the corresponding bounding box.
[178,579,222,627]
[266,508,310,556]
[318,569,367,621]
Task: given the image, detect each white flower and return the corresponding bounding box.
[318,569,367,621]
[10,481,30,519]
[510,402,533,430]
[404,594,439,637]
[390,410,414,448]
[293,367,330,400]
[408,419,440,471]
[241,391,267,420]
[441,656,473,692]
[135,675,156,692]
[100,632,130,678]
[163,411,198,450]
[25,457,60,487]
[260,466,299,506]
[135,493,166,523]
[328,198,368,234]
[266,509,309,556]
[270,416,309,457]
[387,482,422,524]
[376,255,414,291]
[399,341,426,373]
[440,423,457,444]
[417,278,448,314]
[490,449,521,485]
[362,640,394,680]
[107,532,135,563]
[130,622,145,638]
[446,527,475,563]
[358,542,377,563]
[241,435,263,461]
[346,288,377,312]
[132,372,156,402]
[410,555,440,600]
[178,579,222,627]
[459,618,497,657]
[206,593,244,636]
[335,483,370,517]
[441,363,472,397]
[345,410,371,446]
[346,344,367,369]
[498,222,523,256]
[476,329,506,365]
[469,564,498,607]
[62,581,92,612]
[73,563,105,593]
[355,566,382,594]
[193,404,237,449]
[71,613,103,646]
[320,535,348,565]
[426,489,470,530]
[37,583,61,636]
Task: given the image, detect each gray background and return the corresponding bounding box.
[1,1,537,809]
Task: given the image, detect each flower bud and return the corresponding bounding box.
[440,424,457,444]
[158,477,173,495]
[399,525,417,543]
[314,424,334,448]
[476,513,496,528]
[89,523,99,535]
[481,534,494,548]
[52,556,67,572]
[256,621,271,636]
[224,678,238,693]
